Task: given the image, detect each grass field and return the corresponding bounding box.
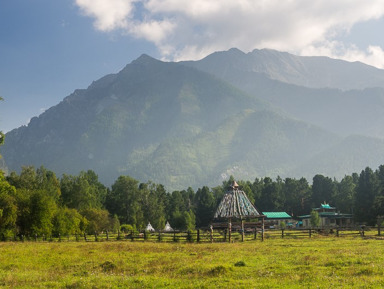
[0,236,383,288]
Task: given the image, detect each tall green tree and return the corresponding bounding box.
[334,175,356,214]
[60,170,106,210]
[81,208,111,234]
[283,177,310,216]
[107,175,144,229]
[140,182,166,230]
[194,186,215,228]
[36,166,61,201]
[251,178,264,210]
[311,175,336,207]
[0,172,17,237]
[28,190,57,236]
[355,167,378,225]
[52,207,84,237]
[259,177,284,211]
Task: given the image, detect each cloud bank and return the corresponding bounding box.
[75,0,384,68]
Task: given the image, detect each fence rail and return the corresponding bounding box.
[1,226,381,243]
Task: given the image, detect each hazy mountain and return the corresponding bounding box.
[183,48,384,138]
[184,48,384,90]
[291,135,384,179]
[3,50,384,190]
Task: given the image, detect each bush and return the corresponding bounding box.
[120,224,134,233]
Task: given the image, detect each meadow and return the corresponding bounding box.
[0,236,383,288]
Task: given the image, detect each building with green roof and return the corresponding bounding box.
[262,212,294,228]
[299,203,353,228]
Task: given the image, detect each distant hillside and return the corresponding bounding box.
[184,48,384,90]
[3,50,384,190]
[291,135,384,179]
[183,49,384,138]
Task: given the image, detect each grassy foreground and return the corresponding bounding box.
[0,237,383,288]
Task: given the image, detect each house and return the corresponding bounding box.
[299,203,353,228]
[262,212,294,228]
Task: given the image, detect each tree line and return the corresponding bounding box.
[0,164,384,239]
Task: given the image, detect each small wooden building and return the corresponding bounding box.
[262,212,294,228]
[214,181,264,241]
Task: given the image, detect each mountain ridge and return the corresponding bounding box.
[3,48,384,190]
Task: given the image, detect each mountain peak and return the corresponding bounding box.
[133,54,160,65]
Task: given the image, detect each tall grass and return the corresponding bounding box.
[0,236,383,288]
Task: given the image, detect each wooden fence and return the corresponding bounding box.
[2,226,381,243]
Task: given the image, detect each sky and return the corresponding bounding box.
[1,0,384,133]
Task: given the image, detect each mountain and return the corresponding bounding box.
[183,48,384,138]
[184,48,384,90]
[3,50,384,190]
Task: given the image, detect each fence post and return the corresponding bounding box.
[261,217,265,242]
[197,229,200,243]
[378,216,383,236]
[336,229,339,237]
[173,231,177,242]
[281,229,284,238]
[309,229,312,238]
[228,220,232,243]
[254,228,257,240]
[210,226,213,243]
[158,231,161,242]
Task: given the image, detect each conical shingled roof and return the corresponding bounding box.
[214,181,261,219]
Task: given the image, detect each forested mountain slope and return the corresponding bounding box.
[183,49,384,139]
[3,51,384,190]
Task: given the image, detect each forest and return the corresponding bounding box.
[1,163,384,240]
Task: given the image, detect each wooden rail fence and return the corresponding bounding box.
[1,226,380,243]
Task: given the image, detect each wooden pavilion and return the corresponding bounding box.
[214,181,265,241]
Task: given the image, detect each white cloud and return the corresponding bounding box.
[75,0,136,31]
[75,0,384,67]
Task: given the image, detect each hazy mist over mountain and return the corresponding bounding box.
[3,48,384,190]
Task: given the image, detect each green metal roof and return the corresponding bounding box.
[298,212,353,219]
[262,212,292,219]
[320,203,334,209]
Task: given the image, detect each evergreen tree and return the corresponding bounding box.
[334,175,356,214]
[259,177,284,211]
[194,186,215,227]
[355,167,378,225]
[283,177,310,216]
[311,174,335,207]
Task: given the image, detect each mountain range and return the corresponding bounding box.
[3,48,384,190]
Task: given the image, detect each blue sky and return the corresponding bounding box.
[1,0,384,133]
